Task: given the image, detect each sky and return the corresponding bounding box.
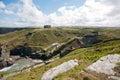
[0,0,120,27]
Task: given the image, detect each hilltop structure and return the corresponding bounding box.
[44,25,51,28]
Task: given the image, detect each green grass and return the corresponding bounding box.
[0,28,83,50]
[6,39,120,80]
[116,62,120,66]
[0,27,120,51]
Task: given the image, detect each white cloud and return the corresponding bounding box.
[4,10,14,14]
[15,0,49,26]
[0,1,6,8]
[0,0,120,27]
[0,1,18,15]
[49,0,115,26]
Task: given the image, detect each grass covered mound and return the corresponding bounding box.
[0,28,85,51]
[0,27,120,51]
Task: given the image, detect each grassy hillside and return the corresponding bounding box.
[6,39,120,80]
[0,27,120,51]
[0,28,81,50]
[0,28,93,51]
[0,27,120,80]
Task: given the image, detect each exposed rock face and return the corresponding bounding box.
[0,58,14,69]
[1,45,10,61]
[41,59,79,80]
[0,45,14,69]
[86,54,120,80]
[10,45,33,57]
[81,32,98,47]
[56,32,98,58]
[43,32,99,59]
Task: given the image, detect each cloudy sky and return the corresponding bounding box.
[0,0,120,27]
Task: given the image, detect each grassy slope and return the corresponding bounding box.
[0,27,100,50]
[0,28,83,50]
[0,27,120,80]
[6,39,120,80]
[0,27,120,50]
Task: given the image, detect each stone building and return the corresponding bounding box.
[44,25,51,28]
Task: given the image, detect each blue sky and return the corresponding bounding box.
[0,0,120,27]
[1,0,85,14]
[33,0,85,14]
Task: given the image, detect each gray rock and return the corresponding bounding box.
[41,59,79,80]
[86,54,120,80]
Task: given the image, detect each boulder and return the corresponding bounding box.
[86,54,120,80]
[0,59,14,69]
[41,59,79,80]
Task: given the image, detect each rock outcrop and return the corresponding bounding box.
[81,31,98,47]
[53,31,99,58]
[10,45,33,57]
[0,45,14,69]
[86,54,120,80]
[0,58,14,69]
[41,59,79,80]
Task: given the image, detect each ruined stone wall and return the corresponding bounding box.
[1,45,10,61]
